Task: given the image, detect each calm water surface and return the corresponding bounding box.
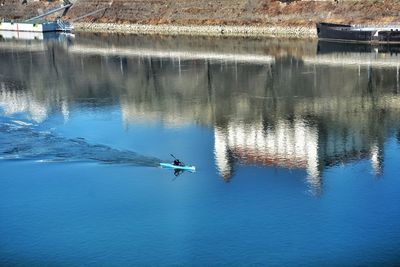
[1,34,400,266]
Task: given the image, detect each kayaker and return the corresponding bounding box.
[173,159,182,166]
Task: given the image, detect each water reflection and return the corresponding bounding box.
[214,119,320,189]
[1,34,400,193]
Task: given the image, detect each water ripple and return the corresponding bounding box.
[0,117,160,167]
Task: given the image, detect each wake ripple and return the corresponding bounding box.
[0,117,160,167]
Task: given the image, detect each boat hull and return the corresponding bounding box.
[317,22,373,42]
[160,163,196,172]
[317,22,400,44]
[376,30,400,43]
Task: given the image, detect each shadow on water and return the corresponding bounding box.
[0,116,160,167]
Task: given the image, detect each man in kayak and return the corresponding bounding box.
[173,159,182,166]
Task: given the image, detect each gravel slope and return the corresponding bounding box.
[1,0,399,37]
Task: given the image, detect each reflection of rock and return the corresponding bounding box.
[69,44,275,64]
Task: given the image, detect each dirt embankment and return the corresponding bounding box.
[1,0,399,36]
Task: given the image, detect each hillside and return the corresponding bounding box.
[1,0,399,27]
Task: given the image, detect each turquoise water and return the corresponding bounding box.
[0,34,400,266]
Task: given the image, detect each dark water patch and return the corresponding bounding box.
[0,117,160,167]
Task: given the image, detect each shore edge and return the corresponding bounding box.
[73,22,317,38]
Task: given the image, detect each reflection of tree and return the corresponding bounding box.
[1,37,400,194]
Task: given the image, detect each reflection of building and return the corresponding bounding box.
[214,115,387,193]
[214,120,320,186]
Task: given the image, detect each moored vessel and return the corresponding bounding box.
[0,19,72,33]
[0,0,72,33]
[317,22,400,43]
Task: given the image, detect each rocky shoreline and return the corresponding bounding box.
[2,0,399,39]
[73,22,317,39]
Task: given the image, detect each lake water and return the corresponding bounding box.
[1,33,400,266]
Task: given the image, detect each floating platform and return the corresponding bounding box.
[0,20,73,33]
[0,2,72,33]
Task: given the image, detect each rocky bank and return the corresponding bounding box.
[1,0,399,38]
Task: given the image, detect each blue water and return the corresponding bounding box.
[1,34,400,266]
